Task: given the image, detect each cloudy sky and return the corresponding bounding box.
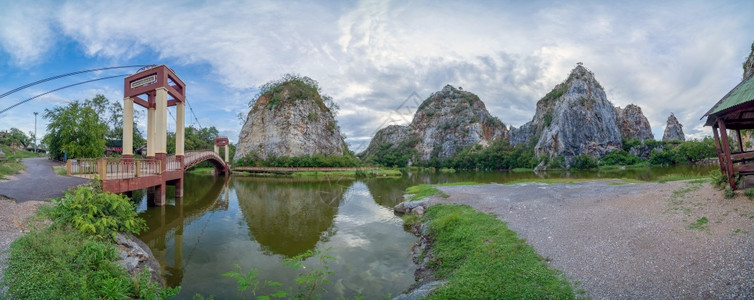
[0,0,752,152]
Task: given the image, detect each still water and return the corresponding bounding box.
[135,165,715,299]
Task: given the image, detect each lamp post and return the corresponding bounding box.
[33,112,38,153]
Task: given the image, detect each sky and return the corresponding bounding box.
[0,0,752,153]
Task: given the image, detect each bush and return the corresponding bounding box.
[1,225,177,299]
[649,149,681,166]
[744,188,754,200]
[724,187,736,199]
[569,154,598,170]
[600,150,642,166]
[47,185,146,241]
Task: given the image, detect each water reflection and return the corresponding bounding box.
[137,175,230,286]
[233,177,353,257]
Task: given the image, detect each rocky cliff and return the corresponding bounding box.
[362,85,507,162]
[615,104,654,141]
[410,85,508,160]
[233,77,347,161]
[510,64,622,166]
[360,125,410,158]
[662,113,685,141]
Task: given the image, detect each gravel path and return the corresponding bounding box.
[0,157,87,202]
[432,180,754,299]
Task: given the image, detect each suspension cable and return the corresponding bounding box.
[186,98,203,130]
[0,74,128,115]
[0,65,147,100]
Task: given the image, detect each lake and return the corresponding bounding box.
[134,164,715,299]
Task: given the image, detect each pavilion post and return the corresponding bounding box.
[713,124,726,176]
[718,119,736,189]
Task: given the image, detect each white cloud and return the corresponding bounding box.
[1,0,753,148]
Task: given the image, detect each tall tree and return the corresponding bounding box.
[43,101,107,159]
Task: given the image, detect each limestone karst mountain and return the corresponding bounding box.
[662,113,685,142]
[509,64,623,166]
[233,76,348,161]
[361,85,507,164]
[615,104,654,141]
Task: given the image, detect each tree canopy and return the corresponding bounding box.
[43,101,107,159]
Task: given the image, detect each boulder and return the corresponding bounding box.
[114,232,165,288]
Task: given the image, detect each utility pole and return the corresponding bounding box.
[33,112,38,153]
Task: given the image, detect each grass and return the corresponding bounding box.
[290,168,402,178]
[53,165,67,176]
[406,184,448,201]
[1,225,175,299]
[187,167,216,175]
[511,168,533,173]
[421,205,576,299]
[405,182,483,201]
[687,217,709,231]
[655,173,709,183]
[745,188,754,200]
[0,146,41,179]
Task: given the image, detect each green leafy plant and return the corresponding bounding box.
[724,187,736,199]
[222,248,336,300]
[569,154,598,170]
[47,184,146,241]
[222,265,287,299]
[744,188,754,200]
[688,217,709,231]
[284,248,336,299]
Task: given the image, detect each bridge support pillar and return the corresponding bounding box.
[123,97,134,157]
[175,177,184,198]
[147,183,166,206]
[147,91,156,158]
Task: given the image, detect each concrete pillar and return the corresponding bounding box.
[214,144,219,154]
[147,106,156,157]
[122,97,134,157]
[224,145,229,162]
[176,101,185,156]
[155,87,168,155]
[175,177,184,198]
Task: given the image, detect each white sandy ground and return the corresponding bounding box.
[429,180,754,299]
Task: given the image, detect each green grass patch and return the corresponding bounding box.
[0,159,25,179]
[1,225,175,299]
[423,205,575,299]
[53,165,67,176]
[511,168,533,173]
[406,184,448,201]
[745,188,754,200]
[187,167,216,175]
[405,182,483,201]
[687,217,709,231]
[655,173,708,183]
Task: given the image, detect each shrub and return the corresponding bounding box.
[649,149,680,166]
[744,188,754,200]
[569,154,598,170]
[47,185,146,241]
[600,150,642,166]
[724,187,736,199]
[1,225,177,299]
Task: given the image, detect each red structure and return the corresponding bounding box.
[66,65,230,206]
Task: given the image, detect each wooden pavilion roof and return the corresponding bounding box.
[703,72,754,128]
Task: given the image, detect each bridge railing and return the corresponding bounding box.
[67,158,161,180]
[166,156,181,171]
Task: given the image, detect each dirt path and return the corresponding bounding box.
[432,180,754,299]
[0,157,87,202]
